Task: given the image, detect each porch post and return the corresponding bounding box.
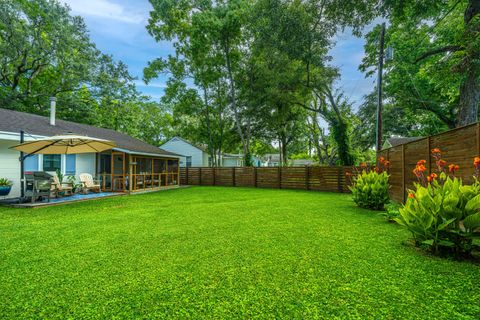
[128,154,133,193]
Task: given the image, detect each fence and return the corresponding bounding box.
[180,166,351,193]
[379,122,480,203]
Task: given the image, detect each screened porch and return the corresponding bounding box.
[97,151,179,192]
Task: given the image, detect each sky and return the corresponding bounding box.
[62,0,376,108]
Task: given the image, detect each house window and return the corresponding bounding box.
[186,156,192,167]
[24,154,39,172]
[65,154,76,175]
[43,155,61,172]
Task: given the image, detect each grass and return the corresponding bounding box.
[0,186,479,319]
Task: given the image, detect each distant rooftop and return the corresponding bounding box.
[383,137,424,149]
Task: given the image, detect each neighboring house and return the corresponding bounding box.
[0,108,180,199]
[382,137,424,150]
[261,153,281,167]
[222,153,245,167]
[160,137,209,167]
[260,154,315,166]
[160,137,254,167]
[291,159,315,166]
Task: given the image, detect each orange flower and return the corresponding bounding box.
[427,173,438,183]
[360,162,367,168]
[379,156,385,163]
[417,160,427,166]
[431,148,441,154]
[448,164,460,173]
[417,165,427,172]
[345,172,352,176]
[437,159,447,167]
[408,193,415,199]
[383,160,390,167]
[474,156,480,167]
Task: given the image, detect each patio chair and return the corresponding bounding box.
[51,175,73,198]
[79,173,101,194]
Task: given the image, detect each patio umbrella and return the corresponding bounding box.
[11,134,117,155]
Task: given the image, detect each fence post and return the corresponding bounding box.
[186,167,189,185]
[278,166,282,189]
[213,167,216,186]
[477,123,480,156]
[427,137,432,175]
[232,167,236,187]
[402,144,406,203]
[305,166,310,190]
[337,167,343,193]
[254,167,258,188]
[199,167,202,185]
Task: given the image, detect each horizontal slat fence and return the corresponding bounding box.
[379,122,480,203]
[180,166,350,193]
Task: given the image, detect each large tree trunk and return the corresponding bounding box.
[457,68,480,126]
[223,38,250,158]
[456,0,480,126]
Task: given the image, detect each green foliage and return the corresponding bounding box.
[0,0,171,146]
[146,0,370,164]
[0,178,13,186]
[66,175,81,193]
[0,187,479,318]
[349,170,390,210]
[380,201,401,222]
[360,1,480,130]
[55,169,64,184]
[396,176,480,256]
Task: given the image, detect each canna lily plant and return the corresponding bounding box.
[348,157,390,210]
[396,148,480,257]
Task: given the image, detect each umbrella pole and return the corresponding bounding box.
[20,130,25,200]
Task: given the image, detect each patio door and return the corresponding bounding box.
[112,152,126,192]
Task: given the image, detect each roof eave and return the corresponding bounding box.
[113,147,181,158]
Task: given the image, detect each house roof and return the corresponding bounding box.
[383,136,424,149]
[163,136,208,153]
[0,108,178,157]
[222,153,243,158]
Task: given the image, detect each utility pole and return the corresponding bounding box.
[376,23,386,153]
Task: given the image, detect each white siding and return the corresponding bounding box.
[222,158,242,167]
[161,138,207,167]
[203,152,210,167]
[75,153,96,179]
[0,140,21,198]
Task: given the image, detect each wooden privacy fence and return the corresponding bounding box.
[379,122,480,203]
[180,166,351,193]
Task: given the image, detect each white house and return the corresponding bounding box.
[0,108,180,199]
[160,137,246,167]
[261,153,281,167]
[160,137,210,167]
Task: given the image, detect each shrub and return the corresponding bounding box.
[395,149,480,257]
[348,158,390,210]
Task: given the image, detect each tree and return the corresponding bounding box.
[361,1,480,128]
[0,0,95,112]
[146,0,255,164]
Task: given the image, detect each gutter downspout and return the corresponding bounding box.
[20,130,24,201]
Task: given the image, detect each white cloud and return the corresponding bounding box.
[62,0,146,24]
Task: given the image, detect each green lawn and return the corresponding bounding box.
[0,187,478,319]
